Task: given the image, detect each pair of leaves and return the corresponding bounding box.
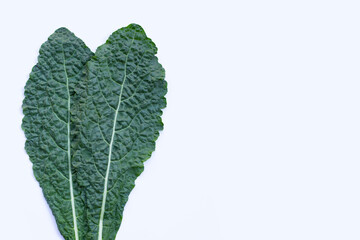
[22,24,167,240]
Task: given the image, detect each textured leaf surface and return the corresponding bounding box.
[77,24,167,240]
[22,28,93,240]
[23,24,166,240]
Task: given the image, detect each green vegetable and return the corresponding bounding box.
[22,24,167,240]
[22,28,93,240]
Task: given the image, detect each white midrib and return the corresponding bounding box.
[98,36,135,240]
[63,54,79,240]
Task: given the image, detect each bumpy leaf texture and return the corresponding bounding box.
[22,24,167,240]
[22,28,93,240]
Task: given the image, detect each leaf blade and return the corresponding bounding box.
[22,28,93,240]
[78,24,167,240]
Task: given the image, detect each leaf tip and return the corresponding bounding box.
[54,27,72,34]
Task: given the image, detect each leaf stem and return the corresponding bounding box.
[63,47,79,240]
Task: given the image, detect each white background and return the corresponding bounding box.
[0,0,360,239]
